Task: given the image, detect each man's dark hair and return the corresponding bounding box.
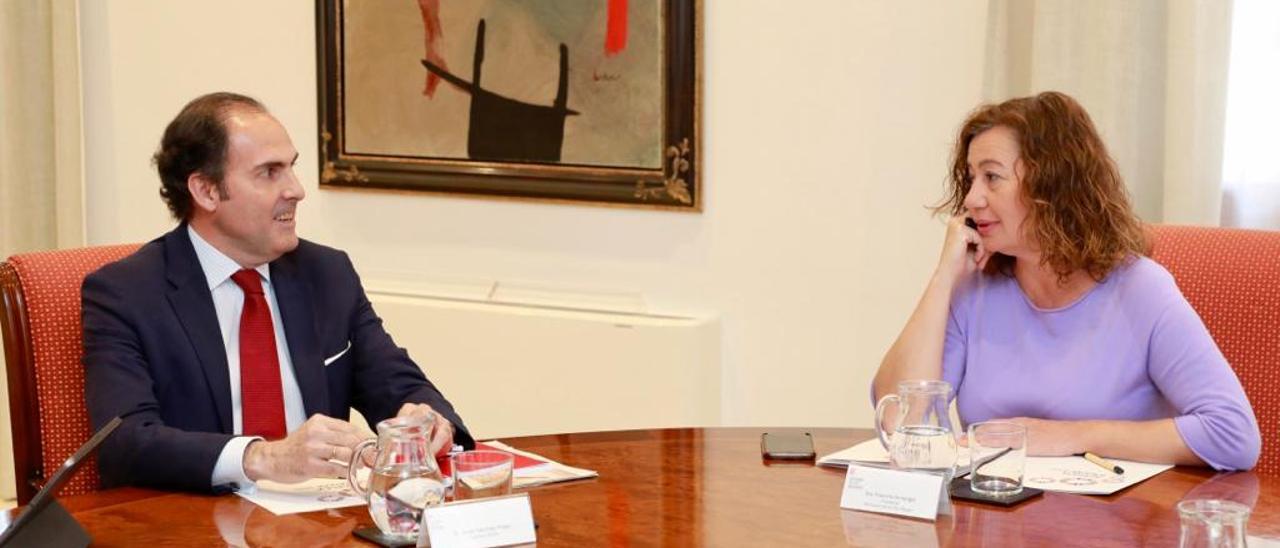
[153,92,267,220]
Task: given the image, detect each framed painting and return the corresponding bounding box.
[316,0,701,210]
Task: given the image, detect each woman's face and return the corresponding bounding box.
[964,126,1032,257]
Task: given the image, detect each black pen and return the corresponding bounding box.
[972,446,1014,475]
[1077,452,1124,475]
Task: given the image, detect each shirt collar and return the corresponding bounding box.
[187,224,272,291]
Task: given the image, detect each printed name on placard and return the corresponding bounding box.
[839,464,950,521]
[424,493,536,548]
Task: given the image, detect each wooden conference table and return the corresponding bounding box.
[5,427,1279,546]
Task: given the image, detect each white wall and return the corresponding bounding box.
[370,295,721,438]
[80,1,989,431]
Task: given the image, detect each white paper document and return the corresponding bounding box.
[819,439,1173,495]
[1021,456,1173,495]
[1247,535,1280,548]
[236,442,595,515]
[818,438,972,468]
[235,478,366,515]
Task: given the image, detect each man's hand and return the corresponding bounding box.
[243,415,368,483]
[396,403,455,457]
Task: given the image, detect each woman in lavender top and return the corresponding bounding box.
[873,92,1260,470]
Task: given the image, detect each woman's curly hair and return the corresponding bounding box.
[935,91,1148,283]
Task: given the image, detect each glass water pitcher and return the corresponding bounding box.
[348,413,446,543]
[874,379,959,474]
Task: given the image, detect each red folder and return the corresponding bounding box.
[436,442,548,477]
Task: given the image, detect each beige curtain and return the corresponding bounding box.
[0,0,85,502]
[1220,0,1280,229]
[983,0,1234,226]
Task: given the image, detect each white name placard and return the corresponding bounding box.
[422,493,536,548]
[839,464,949,521]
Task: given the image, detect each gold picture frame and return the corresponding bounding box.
[316,0,701,210]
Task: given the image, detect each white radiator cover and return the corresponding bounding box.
[366,290,721,439]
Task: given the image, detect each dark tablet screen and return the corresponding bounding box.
[0,416,121,544]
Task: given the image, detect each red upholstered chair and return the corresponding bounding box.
[1149,225,1280,476]
[1,244,141,504]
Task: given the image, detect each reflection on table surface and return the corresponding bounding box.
[5,428,1278,546]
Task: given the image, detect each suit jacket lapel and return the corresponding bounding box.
[271,257,329,418]
[163,225,233,434]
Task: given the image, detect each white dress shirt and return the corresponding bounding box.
[188,225,307,489]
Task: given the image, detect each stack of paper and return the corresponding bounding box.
[237,478,365,515]
[437,441,550,477]
[819,439,1173,495]
[237,441,598,515]
[481,440,599,488]
[818,438,971,469]
[1016,456,1172,495]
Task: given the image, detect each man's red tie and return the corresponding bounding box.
[231,269,287,439]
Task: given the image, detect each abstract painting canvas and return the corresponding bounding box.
[318,0,700,209]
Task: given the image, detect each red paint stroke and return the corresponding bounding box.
[605,0,628,56]
[417,0,449,97]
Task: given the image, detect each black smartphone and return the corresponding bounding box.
[964,217,979,251]
[760,432,815,460]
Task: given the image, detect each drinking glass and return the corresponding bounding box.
[451,450,515,501]
[1178,499,1250,548]
[967,421,1026,497]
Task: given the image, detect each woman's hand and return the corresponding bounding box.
[1005,417,1084,456]
[936,216,989,284]
[1002,417,1204,466]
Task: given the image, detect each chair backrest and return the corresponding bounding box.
[1148,225,1280,475]
[1,244,141,504]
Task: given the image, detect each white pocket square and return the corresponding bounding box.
[323,341,352,366]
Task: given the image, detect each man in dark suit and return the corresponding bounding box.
[83,92,473,493]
